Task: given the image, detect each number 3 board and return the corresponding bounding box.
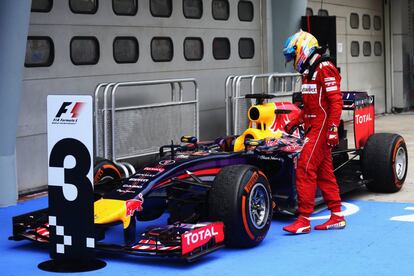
[47,95,95,261]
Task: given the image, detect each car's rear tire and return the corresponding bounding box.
[208,165,272,248]
[94,157,122,195]
[362,133,408,193]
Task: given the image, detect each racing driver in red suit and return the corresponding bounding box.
[282,31,346,234]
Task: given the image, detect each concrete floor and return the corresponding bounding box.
[346,111,414,203]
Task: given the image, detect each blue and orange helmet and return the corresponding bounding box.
[283,31,318,73]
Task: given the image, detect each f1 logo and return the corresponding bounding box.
[55,102,84,118]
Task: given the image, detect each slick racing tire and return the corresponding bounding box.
[362,133,408,193]
[208,165,272,248]
[94,157,122,195]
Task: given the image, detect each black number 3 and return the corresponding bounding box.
[48,138,95,260]
[49,138,92,200]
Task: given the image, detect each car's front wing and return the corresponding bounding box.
[9,209,225,262]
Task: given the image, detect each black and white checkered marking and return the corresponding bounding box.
[49,215,73,254]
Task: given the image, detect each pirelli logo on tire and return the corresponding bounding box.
[244,172,259,193]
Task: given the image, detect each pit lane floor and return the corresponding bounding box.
[1,112,414,275]
[2,197,414,275]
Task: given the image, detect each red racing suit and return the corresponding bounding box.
[295,58,343,217]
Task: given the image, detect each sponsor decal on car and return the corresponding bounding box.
[129,178,149,182]
[122,184,143,189]
[134,173,156,177]
[181,222,224,255]
[355,113,373,124]
[354,96,375,148]
[159,160,176,166]
[264,138,279,147]
[279,145,303,153]
[144,167,165,173]
[116,189,136,194]
[176,154,190,159]
[34,224,50,242]
[132,239,180,252]
[258,155,284,161]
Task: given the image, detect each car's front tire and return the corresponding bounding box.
[208,165,272,248]
[93,157,122,196]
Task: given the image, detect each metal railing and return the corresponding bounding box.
[225,73,301,135]
[94,78,199,176]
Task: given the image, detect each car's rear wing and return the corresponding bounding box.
[292,91,375,149]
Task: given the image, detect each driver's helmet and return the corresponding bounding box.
[283,31,318,73]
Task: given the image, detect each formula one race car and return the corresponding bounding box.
[10,92,408,262]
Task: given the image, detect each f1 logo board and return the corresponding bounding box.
[47,95,95,261]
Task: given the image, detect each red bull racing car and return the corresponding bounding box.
[10,92,408,262]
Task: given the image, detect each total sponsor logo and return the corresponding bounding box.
[181,222,225,255]
[183,227,218,244]
[52,102,84,125]
[355,113,372,124]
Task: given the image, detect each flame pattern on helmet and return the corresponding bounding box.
[283,31,319,73]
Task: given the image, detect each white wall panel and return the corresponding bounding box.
[18,0,264,192]
[308,0,386,113]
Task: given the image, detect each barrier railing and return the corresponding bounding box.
[225,73,301,135]
[94,78,199,175]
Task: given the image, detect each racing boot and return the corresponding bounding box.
[314,214,346,230]
[283,216,311,234]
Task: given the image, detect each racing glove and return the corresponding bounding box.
[327,125,339,148]
[285,110,303,135]
[285,119,300,134]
